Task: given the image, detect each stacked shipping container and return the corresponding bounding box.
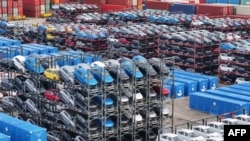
[22,0,50,18]
[0,0,23,20]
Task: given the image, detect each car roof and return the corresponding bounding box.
[209,121,225,125]
[162,133,178,137]
[235,114,250,118]
[179,129,194,133]
[193,125,210,129]
[223,118,239,122]
[90,61,106,68]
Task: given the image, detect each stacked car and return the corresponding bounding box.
[219,39,250,83]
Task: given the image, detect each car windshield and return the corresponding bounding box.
[206,128,217,133]
[218,124,224,129]
[84,74,94,79]
[190,131,200,137]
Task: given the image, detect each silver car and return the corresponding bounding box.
[59,65,75,84]
[59,89,75,106]
[192,125,222,139]
[59,110,75,128]
[25,99,40,115]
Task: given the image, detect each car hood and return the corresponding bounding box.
[207,132,222,138]
[105,119,114,128]
[191,136,206,141]
[104,97,114,106]
[88,78,98,86]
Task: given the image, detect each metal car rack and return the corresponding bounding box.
[0,44,175,141]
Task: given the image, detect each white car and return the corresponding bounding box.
[234,114,250,123]
[222,118,250,125]
[219,53,235,61]
[156,133,185,141]
[191,20,204,26]
[219,64,236,72]
[206,137,224,141]
[12,55,26,73]
[235,77,250,84]
[107,35,119,44]
[177,129,206,141]
[226,33,241,41]
[192,125,222,139]
[207,121,225,135]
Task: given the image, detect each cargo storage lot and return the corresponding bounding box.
[0,0,250,141]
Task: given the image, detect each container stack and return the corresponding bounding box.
[0,0,24,20]
[23,0,40,17]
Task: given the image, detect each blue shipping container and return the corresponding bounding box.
[0,113,47,141]
[170,3,196,15]
[29,43,58,53]
[189,92,249,115]
[205,89,250,113]
[238,83,250,87]
[22,44,49,54]
[205,0,217,3]
[174,77,198,96]
[165,82,184,99]
[174,70,218,89]
[228,0,240,4]
[229,85,250,91]
[0,133,10,141]
[0,37,21,45]
[0,40,11,46]
[58,52,81,66]
[174,74,208,92]
[48,53,68,67]
[217,0,228,3]
[22,46,40,55]
[217,87,250,97]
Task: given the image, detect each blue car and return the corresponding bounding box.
[74,68,98,87]
[24,56,45,73]
[120,61,143,80]
[94,118,114,130]
[76,31,87,38]
[220,42,236,50]
[90,64,114,85]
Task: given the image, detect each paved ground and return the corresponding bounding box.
[163,97,218,132]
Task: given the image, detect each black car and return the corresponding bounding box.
[75,114,100,138]
[110,114,130,131]
[140,109,158,124]
[0,78,14,90]
[13,75,28,91]
[75,90,100,116]
[122,134,143,141]
[148,57,169,76]
[139,88,157,103]
[138,131,157,141]
[47,130,61,141]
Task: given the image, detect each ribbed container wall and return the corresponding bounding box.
[50,0,59,4]
[205,0,217,3]
[83,0,106,4]
[145,0,171,10]
[23,0,40,17]
[45,0,50,13]
[12,0,18,17]
[217,0,228,3]
[228,0,240,4]
[0,113,47,141]
[107,0,132,8]
[1,0,8,19]
[0,133,10,141]
[7,0,12,18]
[170,3,196,14]
[17,0,23,17]
[196,4,229,16]
[40,0,45,15]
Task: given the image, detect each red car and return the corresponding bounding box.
[119,38,131,44]
[44,90,60,102]
[153,85,169,96]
